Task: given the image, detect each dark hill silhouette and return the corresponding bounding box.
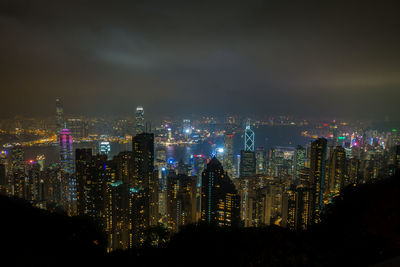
[1,174,400,266]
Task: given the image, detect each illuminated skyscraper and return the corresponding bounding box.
[99,141,111,158]
[309,138,327,223]
[182,119,192,136]
[57,129,76,215]
[10,145,25,198]
[293,145,306,181]
[135,106,145,135]
[55,98,64,131]
[105,180,132,252]
[327,146,346,198]
[131,133,157,245]
[240,150,256,178]
[244,120,255,152]
[200,157,240,227]
[75,149,109,224]
[255,147,266,174]
[58,129,74,174]
[223,133,234,178]
[166,173,197,233]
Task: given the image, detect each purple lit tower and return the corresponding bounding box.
[58,128,76,215]
[58,128,74,174]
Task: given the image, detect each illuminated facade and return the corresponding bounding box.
[200,157,240,227]
[255,147,266,175]
[309,138,327,224]
[58,129,74,174]
[99,141,111,157]
[223,133,234,178]
[327,146,346,199]
[293,145,306,181]
[240,150,256,178]
[244,120,254,152]
[131,133,157,245]
[166,174,197,233]
[135,106,145,135]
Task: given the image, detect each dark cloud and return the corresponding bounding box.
[0,0,399,119]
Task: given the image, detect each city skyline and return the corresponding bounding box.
[1,1,400,266]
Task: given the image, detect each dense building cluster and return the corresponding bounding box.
[0,99,399,253]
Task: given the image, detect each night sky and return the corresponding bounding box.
[1,0,399,119]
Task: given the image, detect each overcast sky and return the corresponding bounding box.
[1,0,399,119]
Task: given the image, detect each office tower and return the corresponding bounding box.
[182,119,192,136]
[131,133,157,245]
[99,141,111,157]
[166,173,197,233]
[135,106,145,135]
[309,138,327,224]
[240,150,256,178]
[58,129,73,174]
[244,120,255,152]
[327,146,347,198]
[200,157,240,227]
[293,145,306,181]
[223,133,234,178]
[66,118,89,139]
[55,98,64,131]
[255,147,266,174]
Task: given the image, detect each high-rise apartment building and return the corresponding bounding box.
[200,157,240,227]
[309,138,327,224]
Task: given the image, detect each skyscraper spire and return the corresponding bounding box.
[244,119,254,152]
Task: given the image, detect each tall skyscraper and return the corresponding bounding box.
[75,148,93,216]
[166,173,197,233]
[327,146,347,198]
[75,149,109,224]
[223,133,234,178]
[58,129,74,174]
[309,138,327,224]
[55,98,64,131]
[131,132,157,245]
[244,120,255,152]
[240,150,256,178]
[200,157,240,227]
[293,145,306,181]
[135,106,145,135]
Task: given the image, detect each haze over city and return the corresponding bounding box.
[1,0,400,119]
